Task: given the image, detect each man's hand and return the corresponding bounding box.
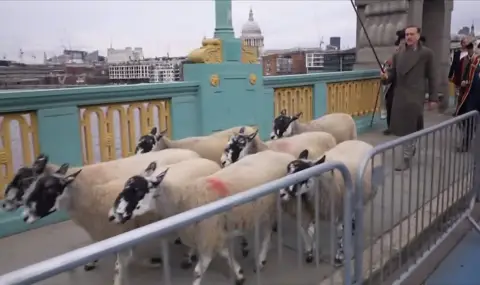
[427,101,438,110]
[380,71,388,80]
[461,80,469,87]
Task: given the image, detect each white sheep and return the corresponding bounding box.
[134,126,257,165]
[270,109,357,143]
[279,140,381,266]
[130,150,296,285]
[220,127,336,167]
[18,149,200,285]
[108,158,221,270]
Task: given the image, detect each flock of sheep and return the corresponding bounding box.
[1,110,381,285]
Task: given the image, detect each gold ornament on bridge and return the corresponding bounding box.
[210,74,220,87]
[249,74,257,85]
[0,149,7,164]
[187,38,223,64]
[241,45,258,64]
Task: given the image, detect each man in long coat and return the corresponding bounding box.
[381,25,438,171]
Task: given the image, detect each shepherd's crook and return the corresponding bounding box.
[349,0,384,127]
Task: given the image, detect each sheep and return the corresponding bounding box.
[220,126,336,167]
[134,126,257,165]
[270,109,357,143]
[108,158,221,270]
[15,149,200,285]
[279,140,381,267]
[126,150,296,285]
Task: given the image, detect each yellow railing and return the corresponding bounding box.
[80,100,171,165]
[449,82,456,97]
[0,112,40,199]
[327,79,380,116]
[273,86,314,122]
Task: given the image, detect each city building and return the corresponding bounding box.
[240,8,264,60]
[46,49,105,65]
[261,45,356,76]
[306,48,356,73]
[262,49,306,76]
[107,47,144,64]
[108,57,185,84]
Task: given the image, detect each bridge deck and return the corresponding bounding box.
[0,111,458,285]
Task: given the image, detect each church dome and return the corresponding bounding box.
[241,9,263,39]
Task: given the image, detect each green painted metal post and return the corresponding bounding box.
[183,0,266,137]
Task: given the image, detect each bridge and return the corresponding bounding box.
[1,0,479,285]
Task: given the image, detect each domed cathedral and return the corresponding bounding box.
[240,8,265,60]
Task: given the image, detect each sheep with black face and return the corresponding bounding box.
[134,126,257,165]
[279,140,382,267]
[17,149,200,285]
[109,158,221,270]
[270,109,357,143]
[221,126,336,167]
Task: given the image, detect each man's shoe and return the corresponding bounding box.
[383,129,392,135]
[395,158,411,171]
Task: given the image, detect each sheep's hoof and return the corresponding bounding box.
[305,251,314,263]
[180,259,193,269]
[333,258,343,268]
[272,223,278,233]
[174,237,183,245]
[150,257,163,266]
[235,277,246,285]
[253,260,266,273]
[242,249,249,258]
[190,254,198,262]
[83,263,96,271]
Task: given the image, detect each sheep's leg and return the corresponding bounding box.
[180,247,198,269]
[192,254,212,285]
[254,227,273,272]
[113,251,131,285]
[334,221,347,267]
[240,237,249,257]
[83,259,99,271]
[219,248,245,285]
[301,223,314,263]
[174,237,183,245]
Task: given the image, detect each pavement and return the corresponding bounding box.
[0,110,467,285]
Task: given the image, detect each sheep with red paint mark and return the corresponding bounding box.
[270,109,357,143]
[12,149,200,285]
[134,126,257,165]
[221,127,337,167]
[134,150,296,285]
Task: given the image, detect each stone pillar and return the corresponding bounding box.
[183,0,270,138]
[354,0,409,70]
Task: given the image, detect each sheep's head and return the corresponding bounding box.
[279,149,325,201]
[134,127,167,155]
[220,127,258,167]
[2,154,49,212]
[22,164,81,224]
[270,109,302,140]
[108,161,168,224]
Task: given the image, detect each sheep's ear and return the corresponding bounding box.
[248,129,258,141]
[280,109,287,116]
[144,161,157,176]
[152,168,169,187]
[239,127,245,134]
[64,169,82,185]
[293,112,303,119]
[298,149,309,159]
[314,155,326,165]
[150,127,158,135]
[156,128,167,141]
[32,154,49,174]
[56,163,70,175]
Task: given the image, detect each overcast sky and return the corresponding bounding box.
[0,0,478,62]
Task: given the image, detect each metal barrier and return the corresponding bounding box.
[354,110,480,285]
[0,161,355,285]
